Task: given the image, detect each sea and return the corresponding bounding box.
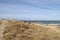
[23,20,60,25]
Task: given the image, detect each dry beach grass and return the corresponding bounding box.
[0,20,60,40]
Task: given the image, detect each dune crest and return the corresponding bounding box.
[0,20,60,40]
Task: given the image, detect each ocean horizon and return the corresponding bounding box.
[23,20,60,24]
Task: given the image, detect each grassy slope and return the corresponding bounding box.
[0,20,60,40]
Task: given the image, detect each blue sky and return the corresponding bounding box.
[0,0,60,20]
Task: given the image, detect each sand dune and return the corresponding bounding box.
[0,20,60,40]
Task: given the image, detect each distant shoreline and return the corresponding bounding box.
[23,21,60,26]
[24,21,60,25]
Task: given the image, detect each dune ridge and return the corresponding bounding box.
[0,20,60,40]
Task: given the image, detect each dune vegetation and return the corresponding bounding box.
[0,20,60,40]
